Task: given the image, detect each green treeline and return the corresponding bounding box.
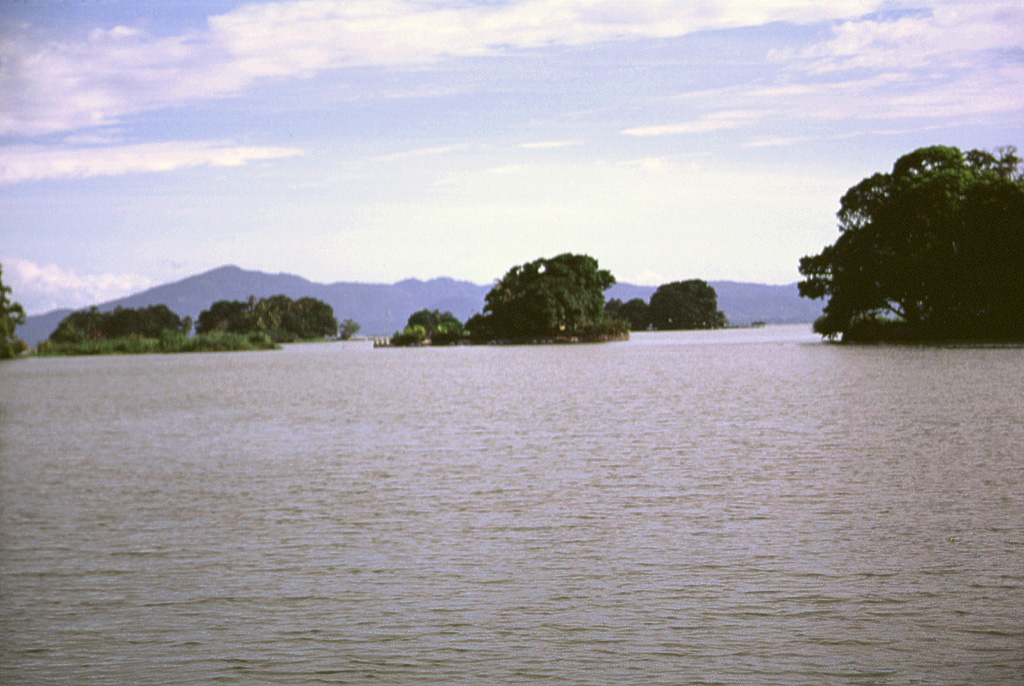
[386,254,727,346]
[34,294,352,356]
[606,280,727,331]
[389,309,465,346]
[37,330,278,356]
[799,145,1024,342]
[195,295,347,342]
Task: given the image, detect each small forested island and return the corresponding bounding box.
[34,295,354,356]
[799,145,1024,343]
[607,280,727,331]
[384,253,728,346]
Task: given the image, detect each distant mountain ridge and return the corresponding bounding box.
[17,265,823,344]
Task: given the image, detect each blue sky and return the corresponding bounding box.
[2,0,1021,314]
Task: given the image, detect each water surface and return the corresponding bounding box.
[2,327,1022,684]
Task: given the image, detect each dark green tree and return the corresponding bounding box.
[648,280,726,330]
[606,297,651,331]
[50,306,105,342]
[338,318,361,340]
[196,295,337,342]
[406,309,462,340]
[1,264,27,359]
[103,305,183,339]
[196,299,251,335]
[799,145,1024,341]
[467,253,623,341]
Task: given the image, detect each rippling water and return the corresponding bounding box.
[2,326,1022,684]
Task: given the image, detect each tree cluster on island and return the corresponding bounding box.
[799,145,1024,342]
[27,294,355,356]
[385,254,728,346]
[5,144,1020,356]
[389,309,465,346]
[196,295,357,342]
[606,280,727,331]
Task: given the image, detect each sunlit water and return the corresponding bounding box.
[2,326,1022,685]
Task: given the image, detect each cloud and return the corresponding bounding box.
[787,4,1024,74]
[2,258,156,314]
[0,141,304,183]
[623,110,765,136]
[373,144,469,162]
[1,0,887,137]
[519,140,583,149]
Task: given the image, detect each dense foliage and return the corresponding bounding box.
[1,264,27,359]
[37,330,277,356]
[605,297,652,331]
[338,318,361,340]
[647,280,727,330]
[196,295,339,342]
[799,145,1024,342]
[465,253,626,342]
[50,305,183,343]
[390,309,464,346]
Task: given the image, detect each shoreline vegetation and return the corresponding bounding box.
[34,331,279,356]
[12,295,356,358]
[8,144,1019,359]
[799,145,1023,344]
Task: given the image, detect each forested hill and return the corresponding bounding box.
[17,265,822,343]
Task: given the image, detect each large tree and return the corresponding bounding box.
[606,297,651,331]
[1,264,27,359]
[466,253,623,341]
[196,295,338,341]
[51,304,184,342]
[648,280,726,330]
[799,145,1024,341]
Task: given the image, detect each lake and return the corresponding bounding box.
[1,326,1022,685]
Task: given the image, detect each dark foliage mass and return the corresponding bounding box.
[196,294,339,342]
[648,280,727,330]
[1,264,27,359]
[390,309,464,346]
[50,304,183,343]
[605,297,652,332]
[465,253,626,342]
[606,280,726,331]
[799,145,1024,342]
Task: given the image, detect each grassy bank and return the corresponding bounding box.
[34,331,278,356]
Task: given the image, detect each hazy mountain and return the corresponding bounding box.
[16,265,822,344]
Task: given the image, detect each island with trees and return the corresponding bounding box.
[607,280,727,331]
[383,253,729,346]
[34,294,353,356]
[799,145,1024,343]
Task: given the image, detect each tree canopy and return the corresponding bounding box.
[465,253,625,342]
[605,297,652,331]
[1,264,27,359]
[196,294,339,342]
[799,145,1024,341]
[50,305,183,343]
[648,280,727,330]
[388,309,464,346]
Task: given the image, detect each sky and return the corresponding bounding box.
[1,0,1022,315]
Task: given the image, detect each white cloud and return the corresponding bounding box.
[0,141,304,183]
[373,144,469,162]
[790,3,1024,74]
[1,0,887,137]
[519,140,583,149]
[623,110,765,136]
[2,258,156,314]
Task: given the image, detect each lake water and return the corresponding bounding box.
[2,326,1022,685]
